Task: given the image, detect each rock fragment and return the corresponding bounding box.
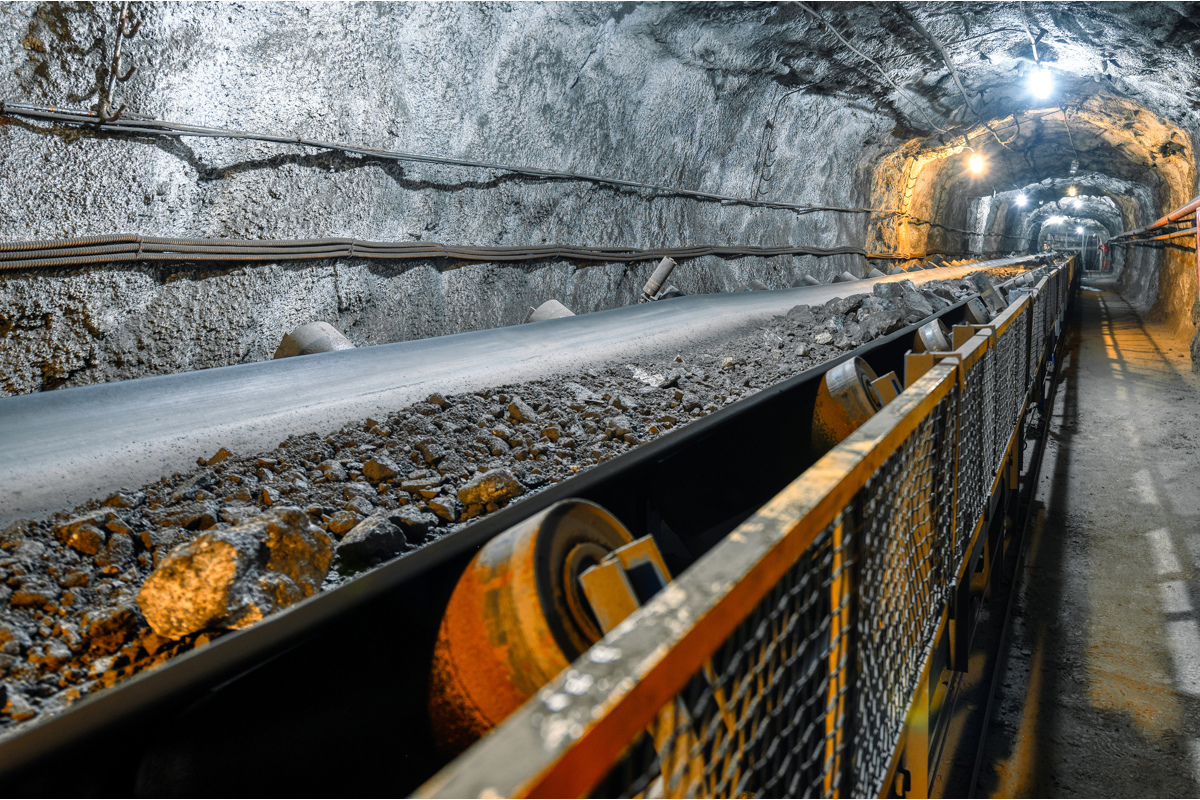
[335,513,408,568]
[391,507,438,544]
[9,580,60,609]
[146,502,218,531]
[457,468,522,506]
[0,622,33,655]
[102,491,144,509]
[507,396,538,423]
[428,494,461,522]
[327,510,362,536]
[363,456,400,483]
[82,605,142,656]
[198,448,233,467]
[872,280,935,323]
[137,507,332,639]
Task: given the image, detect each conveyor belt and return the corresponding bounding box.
[0,256,1039,526]
[0,253,1052,794]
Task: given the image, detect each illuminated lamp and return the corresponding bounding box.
[1030,67,1053,99]
[969,153,984,174]
[1067,186,1077,197]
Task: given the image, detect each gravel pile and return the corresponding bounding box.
[0,270,1020,736]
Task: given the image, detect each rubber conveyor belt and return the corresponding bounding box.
[0,258,1036,526]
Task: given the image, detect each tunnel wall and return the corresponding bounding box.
[0,2,889,396]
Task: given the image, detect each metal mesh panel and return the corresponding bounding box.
[991,313,1022,471]
[1032,289,1047,375]
[603,516,853,800]
[853,390,956,797]
[597,392,959,800]
[979,345,997,483]
[451,266,1075,800]
[956,357,986,557]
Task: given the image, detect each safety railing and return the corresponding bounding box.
[418,259,1076,799]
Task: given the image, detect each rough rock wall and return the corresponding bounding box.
[0,2,889,395]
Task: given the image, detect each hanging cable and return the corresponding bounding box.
[0,233,900,273]
[0,101,894,218]
[796,3,951,134]
[1018,6,1081,162]
[897,8,1017,151]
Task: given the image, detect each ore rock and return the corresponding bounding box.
[458,468,523,506]
[137,507,333,639]
[507,396,538,423]
[335,514,409,568]
[390,507,438,543]
[363,456,401,483]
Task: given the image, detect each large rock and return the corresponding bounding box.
[391,507,438,543]
[362,456,400,483]
[335,513,408,568]
[858,309,906,340]
[137,507,332,639]
[872,280,935,323]
[457,469,523,506]
[507,397,538,424]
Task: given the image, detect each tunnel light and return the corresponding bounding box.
[1076,227,1084,234]
[1016,194,1027,206]
[969,154,984,174]
[1030,67,1053,99]
[1067,186,1077,197]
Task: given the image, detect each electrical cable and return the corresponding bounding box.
[897,8,1018,151]
[0,234,894,273]
[0,101,894,218]
[796,2,951,134]
[1018,7,1081,162]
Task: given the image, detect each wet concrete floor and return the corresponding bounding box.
[979,281,1200,797]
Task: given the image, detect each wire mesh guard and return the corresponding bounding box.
[853,393,956,798]
[599,516,852,799]
[956,357,987,557]
[597,394,956,799]
[425,260,1072,800]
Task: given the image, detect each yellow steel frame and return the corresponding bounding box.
[417,260,1075,800]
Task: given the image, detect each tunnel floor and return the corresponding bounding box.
[978,281,1200,796]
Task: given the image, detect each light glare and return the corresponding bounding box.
[1067,186,1077,197]
[1076,227,1084,234]
[1048,216,1064,225]
[1016,194,1027,206]
[969,154,984,174]
[1030,67,1053,99]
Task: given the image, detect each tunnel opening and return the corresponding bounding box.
[869,92,1195,340]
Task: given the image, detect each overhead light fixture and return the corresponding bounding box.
[1067,186,1077,197]
[1030,67,1053,99]
[969,153,984,174]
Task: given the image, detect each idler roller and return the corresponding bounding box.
[913,318,953,353]
[811,357,883,456]
[964,297,991,325]
[429,499,632,755]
